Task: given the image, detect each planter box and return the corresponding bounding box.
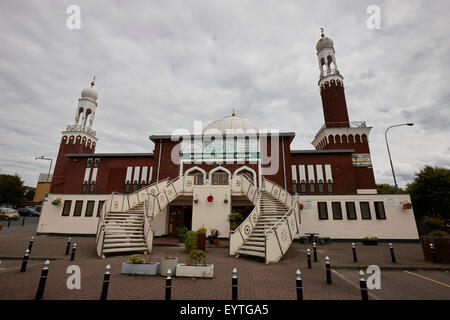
[362,240,378,246]
[175,263,214,278]
[160,257,178,276]
[178,235,185,243]
[121,262,160,275]
[421,236,450,263]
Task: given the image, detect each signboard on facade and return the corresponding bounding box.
[383,198,398,207]
[352,153,372,167]
[300,201,313,209]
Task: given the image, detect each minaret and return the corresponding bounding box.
[311,31,376,193]
[316,28,349,127]
[51,78,99,193]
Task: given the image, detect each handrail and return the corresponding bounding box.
[95,191,122,243]
[143,198,152,245]
[128,177,170,197]
[264,197,297,235]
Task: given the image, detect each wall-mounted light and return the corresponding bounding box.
[194,194,199,204]
[207,194,214,202]
[224,194,228,203]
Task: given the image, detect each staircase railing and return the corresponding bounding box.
[229,175,263,256]
[96,191,121,258]
[263,178,300,264]
[143,198,154,253]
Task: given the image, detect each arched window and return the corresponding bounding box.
[300,179,307,193]
[309,179,315,193]
[82,181,88,193]
[212,171,229,185]
[125,180,131,193]
[185,166,206,185]
[342,135,348,143]
[328,135,334,143]
[318,179,324,193]
[327,179,333,193]
[90,181,95,193]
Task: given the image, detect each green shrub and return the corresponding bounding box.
[129,254,145,264]
[188,249,206,266]
[176,225,188,236]
[363,236,378,241]
[428,230,450,238]
[184,230,198,253]
[228,212,244,230]
[423,215,445,231]
[196,226,207,234]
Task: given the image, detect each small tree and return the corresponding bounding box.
[376,183,404,194]
[406,166,450,219]
[0,174,25,206]
[184,231,198,253]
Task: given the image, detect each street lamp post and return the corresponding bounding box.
[384,123,414,193]
[35,156,53,183]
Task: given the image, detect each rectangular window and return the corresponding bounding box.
[309,183,315,193]
[327,182,333,193]
[62,200,72,216]
[374,201,386,219]
[73,200,83,217]
[292,182,298,194]
[360,202,371,220]
[97,200,105,217]
[332,202,343,220]
[318,182,324,193]
[318,202,328,220]
[85,200,95,217]
[345,202,357,220]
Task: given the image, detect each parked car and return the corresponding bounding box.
[25,206,41,213]
[0,208,20,220]
[18,207,40,217]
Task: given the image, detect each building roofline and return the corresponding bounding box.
[149,132,296,142]
[66,153,154,158]
[291,149,355,154]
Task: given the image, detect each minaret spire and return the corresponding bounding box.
[91,75,96,88]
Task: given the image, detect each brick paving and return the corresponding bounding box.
[0,229,449,300]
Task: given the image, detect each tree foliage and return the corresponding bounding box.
[376,183,405,194]
[0,174,25,206]
[406,166,450,219]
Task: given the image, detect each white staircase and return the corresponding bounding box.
[230,178,300,264]
[236,191,290,258]
[101,202,148,255]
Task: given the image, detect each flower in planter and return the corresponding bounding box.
[128,254,152,264]
[402,202,412,210]
[299,203,304,210]
[51,198,61,206]
[188,249,206,266]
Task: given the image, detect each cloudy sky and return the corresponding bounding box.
[0,0,449,188]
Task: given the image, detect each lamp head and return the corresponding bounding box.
[407,123,414,126]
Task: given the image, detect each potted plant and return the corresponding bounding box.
[197,226,207,251]
[175,249,214,278]
[184,230,198,253]
[362,236,378,245]
[160,250,178,276]
[51,198,61,206]
[121,254,160,276]
[228,212,243,231]
[299,203,304,210]
[421,215,450,263]
[209,228,219,245]
[176,225,188,243]
[402,202,412,210]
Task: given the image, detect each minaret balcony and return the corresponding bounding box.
[64,124,96,138]
[320,68,340,79]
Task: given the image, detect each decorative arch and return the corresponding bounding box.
[209,166,231,185]
[185,166,206,185]
[328,135,334,144]
[361,134,368,143]
[335,135,341,143]
[234,166,257,185]
[355,134,361,143]
[348,134,354,143]
[342,135,348,143]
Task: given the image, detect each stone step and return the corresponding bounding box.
[240,245,265,252]
[105,234,144,239]
[104,238,144,243]
[103,246,148,254]
[236,249,265,258]
[103,242,146,249]
[244,241,265,247]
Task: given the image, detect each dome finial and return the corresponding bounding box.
[91,75,96,88]
[232,108,236,117]
[320,27,325,38]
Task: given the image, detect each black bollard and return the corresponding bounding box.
[232,268,238,300]
[70,243,77,261]
[20,249,30,272]
[65,237,71,255]
[307,249,312,269]
[430,243,437,263]
[28,236,34,253]
[359,270,369,301]
[7,218,11,227]
[165,269,172,300]
[352,243,357,262]
[100,264,111,300]
[325,256,332,284]
[35,260,50,300]
[313,242,318,262]
[22,216,26,227]
[389,243,396,263]
[296,269,303,301]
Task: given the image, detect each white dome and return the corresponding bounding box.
[81,87,98,101]
[203,114,260,134]
[316,36,334,52]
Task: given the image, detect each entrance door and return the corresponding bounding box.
[169,207,185,237]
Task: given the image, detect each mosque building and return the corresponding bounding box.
[36,31,419,263]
